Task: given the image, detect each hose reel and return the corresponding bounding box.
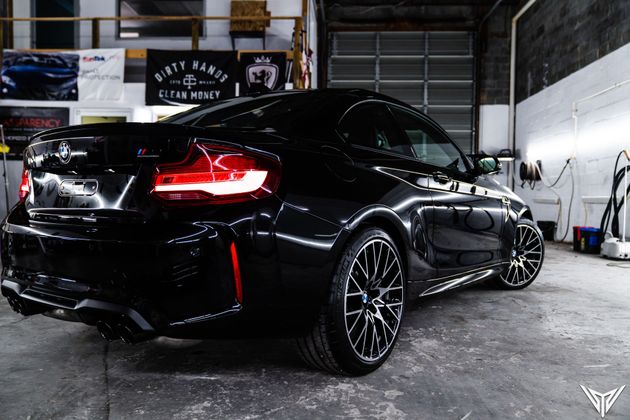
[520,160,542,182]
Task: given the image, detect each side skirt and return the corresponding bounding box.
[416,263,507,297]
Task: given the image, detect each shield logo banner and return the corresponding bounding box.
[246,62,279,89]
[240,53,287,94]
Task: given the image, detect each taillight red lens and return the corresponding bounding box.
[18,168,29,201]
[151,144,280,205]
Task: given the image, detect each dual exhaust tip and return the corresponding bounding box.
[6,295,26,314]
[5,292,152,345]
[6,294,43,316]
[96,320,152,344]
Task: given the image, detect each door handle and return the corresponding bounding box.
[432,172,451,184]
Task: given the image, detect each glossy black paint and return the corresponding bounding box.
[0,89,531,339]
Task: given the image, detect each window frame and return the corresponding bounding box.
[386,103,473,174]
[335,100,413,156]
[32,0,80,49]
[116,0,206,40]
[337,99,473,174]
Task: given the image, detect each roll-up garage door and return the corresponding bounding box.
[328,31,475,153]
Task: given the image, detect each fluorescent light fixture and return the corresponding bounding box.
[120,32,140,38]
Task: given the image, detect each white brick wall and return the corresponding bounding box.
[478,104,509,187]
[514,42,630,241]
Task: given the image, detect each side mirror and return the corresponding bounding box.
[468,154,502,175]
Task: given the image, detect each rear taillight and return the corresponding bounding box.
[151,144,281,205]
[18,168,29,201]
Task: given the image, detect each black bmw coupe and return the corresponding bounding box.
[1,89,544,375]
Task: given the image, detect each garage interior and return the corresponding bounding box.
[1,0,630,418]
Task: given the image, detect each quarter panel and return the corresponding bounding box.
[275,143,438,283]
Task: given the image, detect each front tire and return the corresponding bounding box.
[492,219,545,289]
[296,228,406,375]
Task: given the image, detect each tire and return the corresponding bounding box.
[491,219,545,290]
[296,228,406,375]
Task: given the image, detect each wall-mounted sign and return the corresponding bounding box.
[0,107,69,159]
[239,52,287,95]
[1,51,79,100]
[145,50,237,105]
[78,49,125,101]
[0,49,125,102]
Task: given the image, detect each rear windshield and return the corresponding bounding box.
[162,92,341,141]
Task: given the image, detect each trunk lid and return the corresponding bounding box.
[23,122,285,224]
[24,123,201,224]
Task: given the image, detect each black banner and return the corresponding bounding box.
[1,51,79,101]
[145,50,237,105]
[239,52,287,95]
[0,107,69,159]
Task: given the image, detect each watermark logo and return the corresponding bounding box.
[580,385,625,418]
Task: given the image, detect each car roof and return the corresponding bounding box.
[241,88,408,106]
[234,88,417,121]
[161,88,448,141]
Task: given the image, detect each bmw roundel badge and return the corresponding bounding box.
[58,141,71,164]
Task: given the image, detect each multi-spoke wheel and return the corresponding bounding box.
[344,239,404,362]
[296,228,406,375]
[493,219,545,289]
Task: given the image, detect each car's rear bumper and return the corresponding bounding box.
[0,215,243,337]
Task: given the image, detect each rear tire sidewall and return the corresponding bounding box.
[330,228,406,375]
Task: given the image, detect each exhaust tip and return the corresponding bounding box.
[7,295,24,314]
[4,292,46,316]
[115,323,137,345]
[96,321,118,342]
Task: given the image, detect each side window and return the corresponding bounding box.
[389,106,468,173]
[338,103,414,157]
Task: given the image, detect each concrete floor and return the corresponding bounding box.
[1,243,629,419]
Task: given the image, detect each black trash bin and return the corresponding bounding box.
[537,221,556,241]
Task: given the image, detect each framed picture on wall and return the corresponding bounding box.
[81,116,128,124]
[75,109,133,125]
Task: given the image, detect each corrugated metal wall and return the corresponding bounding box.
[328,31,475,152]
